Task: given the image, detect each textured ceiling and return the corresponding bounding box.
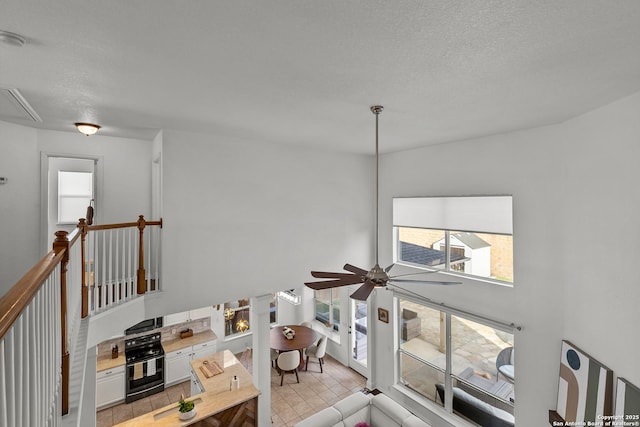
[1,1,640,154]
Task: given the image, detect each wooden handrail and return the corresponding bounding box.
[0,250,65,341]
[0,215,160,420]
[84,218,162,231]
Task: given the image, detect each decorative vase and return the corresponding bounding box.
[179,407,197,420]
[282,326,295,339]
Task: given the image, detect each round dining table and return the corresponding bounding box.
[270,324,318,370]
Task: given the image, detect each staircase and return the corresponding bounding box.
[0,216,162,427]
[62,318,89,427]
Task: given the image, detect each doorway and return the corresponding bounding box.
[348,295,369,377]
[41,154,99,252]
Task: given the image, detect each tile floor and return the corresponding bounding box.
[96,353,366,427]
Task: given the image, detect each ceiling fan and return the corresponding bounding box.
[304,105,461,300]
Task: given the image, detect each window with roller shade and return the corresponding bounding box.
[394,196,514,285]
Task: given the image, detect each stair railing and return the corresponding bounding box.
[0,215,161,424]
[79,215,163,317]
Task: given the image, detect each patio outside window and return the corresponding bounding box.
[398,298,515,421]
[314,289,339,332]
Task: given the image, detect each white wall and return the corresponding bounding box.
[0,122,40,297]
[374,91,640,426]
[151,129,374,317]
[37,128,153,224]
[0,121,153,298]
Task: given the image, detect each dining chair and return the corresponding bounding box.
[300,321,313,328]
[305,335,327,373]
[277,350,300,385]
[270,348,279,368]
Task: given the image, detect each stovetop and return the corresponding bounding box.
[125,332,164,364]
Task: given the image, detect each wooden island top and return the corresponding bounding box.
[114,349,260,426]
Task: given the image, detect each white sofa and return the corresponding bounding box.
[293,392,431,427]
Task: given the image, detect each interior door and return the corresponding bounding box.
[348,294,369,377]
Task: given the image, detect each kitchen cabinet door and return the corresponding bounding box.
[188,306,212,321]
[164,311,189,327]
[96,365,125,409]
[165,348,191,386]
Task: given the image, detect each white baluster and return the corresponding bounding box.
[0,338,7,427]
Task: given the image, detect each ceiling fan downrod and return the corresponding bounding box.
[370,105,383,269]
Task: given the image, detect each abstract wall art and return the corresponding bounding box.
[615,377,640,419]
[553,340,614,423]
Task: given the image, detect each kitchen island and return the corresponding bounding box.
[114,349,259,426]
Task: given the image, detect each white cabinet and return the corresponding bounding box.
[165,348,192,385]
[96,365,125,409]
[165,340,217,387]
[164,306,212,327]
[164,312,189,327]
[189,306,212,321]
[192,340,216,359]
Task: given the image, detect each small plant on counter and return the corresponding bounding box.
[178,394,195,413]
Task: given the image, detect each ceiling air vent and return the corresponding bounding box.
[0,88,42,122]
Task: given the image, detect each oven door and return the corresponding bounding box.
[125,356,165,403]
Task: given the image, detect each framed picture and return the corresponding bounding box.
[552,340,613,423]
[615,377,640,418]
[377,308,389,323]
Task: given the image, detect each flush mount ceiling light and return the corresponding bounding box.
[75,122,101,136]
[0,30,26,47]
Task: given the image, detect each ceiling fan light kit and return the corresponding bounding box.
[304,106,460,300]
[75,122,101,136]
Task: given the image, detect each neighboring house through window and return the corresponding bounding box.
[394,196,514,284]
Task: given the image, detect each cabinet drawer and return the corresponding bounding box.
[167,348,189,358]
[192,340,215,352]
[97,364,125,380]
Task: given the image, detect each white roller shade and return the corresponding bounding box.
[393,196,513,235]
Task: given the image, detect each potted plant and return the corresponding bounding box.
[178,394,196,420]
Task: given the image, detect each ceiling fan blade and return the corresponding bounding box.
[349,280,377,301]
[305,276,365,289]
[390,279,461,285]
[385,263,395,273]
[305,281,352,290]
[343,264,368,275]
[311,271,358,279]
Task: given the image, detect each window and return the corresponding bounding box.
[314,289,340,332]
[394,196,513,284]
[398,298,515,423]
[397,228,513,283]
[58,171,93,224]
[269,293,277,324]
[223,299,250,337]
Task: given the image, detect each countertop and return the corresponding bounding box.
[96,329,217,372]
[162,329,217,353]
[113,350,260,427]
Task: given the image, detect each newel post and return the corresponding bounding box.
[78,218,89,318]
[137,215,147,295]
[53,230,70,416]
